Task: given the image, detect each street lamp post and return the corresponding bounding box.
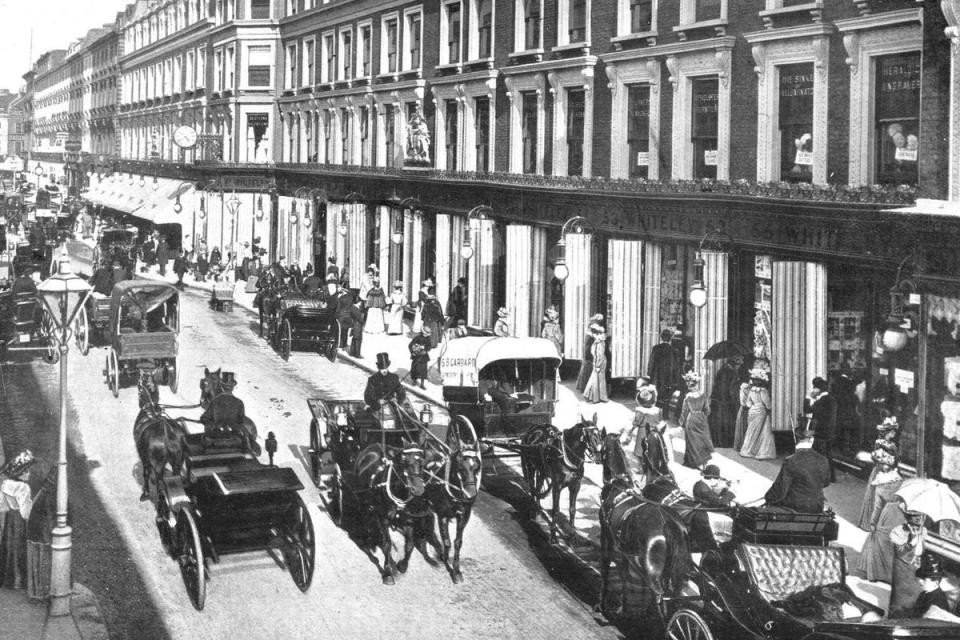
[36,253,93,617]
[460,205,493,261]
[687,229,733,309]
[551,216,596,284]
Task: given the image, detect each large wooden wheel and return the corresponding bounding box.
[309,419,324,488]
[280,319,292,361]
[283,496,315,593]
[73,305,89,355]
[40,310,60,365]
[177,508,206,611]
[329,463,346,527]
[166,359,178,393]
[666,609,714,640]
[155,494,175,557]
[107,348,119,397]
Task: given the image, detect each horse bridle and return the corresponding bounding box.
[557,423,602,469]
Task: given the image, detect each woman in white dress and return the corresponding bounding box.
[386,281,407,335]
[364,278,386,334]
[739,366,776,460]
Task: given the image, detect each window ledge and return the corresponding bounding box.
[551,42,591,56]
[376,72,401,83]
[611,31,658,49]
[508,48,545,62]
[759,3,823,29]
[673,18,729,40]
[298,86,314,94]
[398,68,422,79]
[463,58,494,71]
[434,62,463,74]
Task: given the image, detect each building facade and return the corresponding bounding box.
[30,50,70,185]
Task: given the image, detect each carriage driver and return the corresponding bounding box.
[364,352,407,408]
[199,372,262,456]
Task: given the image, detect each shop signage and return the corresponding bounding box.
[218,176,275,191]
[894,368,915,393]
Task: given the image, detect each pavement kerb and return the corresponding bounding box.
[68,583,109,640]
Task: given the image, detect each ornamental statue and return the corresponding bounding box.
[405,107,431,164]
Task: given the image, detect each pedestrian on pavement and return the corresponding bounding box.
[364,278,386,334]
[679,371,713,469]
[887,508,930,617]
[806,376,838,482]
[386,281,407,336]
[739,362,776,460]
[648,329,680,419]
[359,264,378,313]
[196,250,209,282]
[446,277,468,325]
[693,465,737,508]
[349,304,364,358]
[173,250,189,289]
[624,385,666,479]
[413,279,432,334]
[763,426,831,513]
[335,282,356,348]
[326,256,339,279]
[409,327,432,389]
[0,449,36,590]
[709,355,743,448]
[421,289,445,348]
[907,553,951,618]
[855,494,905,583]
[494,307,511,338]
[583,326,608,403]
[209,246,222,271]
[856,415,902,531]
[541,305,563,357]
[25,458,55,600]
[157,235,170,276]
[576,314,604,392]
[733,378,750,452]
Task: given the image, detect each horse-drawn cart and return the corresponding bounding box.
[0,289,59,363]
[273,295,339,362]
[209,281,234,313]
[156,432,315,610]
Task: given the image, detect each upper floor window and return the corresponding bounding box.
[359,106,370,165]
[445,99,459,169]
[322,32,336,82]
[225,46,235,90]
[521,0,541,50]
[384,104,396,167]
[340,29,353,80]
[521,91,538,174]
[341,108,352,164]
[567,88,585,176]
[475,96,490,172]
[680,0,726,25]
[186,50,196,90]
[626,84,650,178]
[358,24,372,77]
[226,0,235,21]
[441,2,462,65]
[285,44,298,90]
[626,0,652,34]
[875,52,920,186]
[214,49,224,91]
[302,38,315,87]
[286,0,297,17]
[196,48,206,88]
[778,63,813,183]
[250,0,270,19]
[473,0,493,59]
[383,17,399,74]
[691,76,718,180]
[403,10,422,71]
[215,0,224,24]
[247,45,272,87]
[557,0,589,46]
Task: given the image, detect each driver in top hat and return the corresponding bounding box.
[200,372,260,455]
[909,552,952,618]
[764,426,831,513]
[364,352,407,408]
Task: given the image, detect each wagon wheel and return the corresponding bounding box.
[40,311,60,365]
[107,348,119,397]
[309,419,324,488]
[280,319,292,361]
[73,304,89,356]
[154,494,175,557]
[166,359,178,393]
[283,495,315,593]
[177,508,206,611]
[268,315,279,345]
[329,463,346,526]
[665,608,714,640]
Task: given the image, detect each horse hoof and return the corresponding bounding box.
[397,560,408,574]
[382,574,396,586]
[140,493,149,502]
[451,572,463,584]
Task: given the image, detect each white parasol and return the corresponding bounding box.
[894,478,960,523]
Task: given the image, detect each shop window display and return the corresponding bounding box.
[778,63,814,183]
[874,52,920,186]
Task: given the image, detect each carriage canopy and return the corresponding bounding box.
[439,337,561,390]
[107,280,179,341]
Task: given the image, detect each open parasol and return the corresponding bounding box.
[894,478,960,523]
[703,340,751,361]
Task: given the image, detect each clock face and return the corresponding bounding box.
[173,126,198,149]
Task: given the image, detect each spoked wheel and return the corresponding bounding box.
[268,316,278,345]
[280,319,292,361]
[177,508,206,611]
[155,494,175,557]
[41,311,60,365]
[325,341,338,363]
[283,496,315,593]
[166,359,178,393]
[665,609,714,640]
[74,305,89,355]
[309,420,323,488]
[329,463,345,526]
[107,349,120,397]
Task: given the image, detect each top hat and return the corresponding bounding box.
[916,552,945,580]
[2,449,35,478]
[221,372,238,388]
[376,352,391,369]
[702,464,722,480]
[812,376,829,391]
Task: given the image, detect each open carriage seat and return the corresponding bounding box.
[737,542,883,622]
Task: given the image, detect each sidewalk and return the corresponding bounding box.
[146,267,888,609]
[0,583,108,640]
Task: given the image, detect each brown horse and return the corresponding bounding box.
[133,367,187,501]
[520,415,603,543]
[598,433,691,619]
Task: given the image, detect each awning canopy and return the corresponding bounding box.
[133,179,193,225]
[439,337,562,387]
[83,176,193,225]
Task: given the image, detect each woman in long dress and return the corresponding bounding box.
[0,450,36,590]
[541,306,563,357]
[680,372,713,469]
[739,369,776,459]
[732,381,750,451]
[25,460,55,600]
[857,416,903,531]
[855,497,905,583]
[364,278,386,334]
[412,280,431,334]
[583,330,608,403]
[576,315,604,391]
[386,281,407,335]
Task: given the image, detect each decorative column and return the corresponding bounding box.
[771,261,828,432]
[562,233,595,360]
[435,214,452,310]
[505,225,548,337]
[411,210,424,294]
[450,215,467,288]
[346,203,367,287]
[377,206,392,283]
[693,250,729,399]
[607,239,646,379]
[640,242,663,375]
[468,219,498,330]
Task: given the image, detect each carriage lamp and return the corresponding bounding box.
[334,405,348,427]
[882,260,919,353]
[34,163,43,177]
[391,219,403,245]
[226,191,241,219]
[461,204,493,261]
[460,226,474,260]
[303,205,312,228]
[36,254,92,618]
[688,253,707,309]
[419,405,434,425]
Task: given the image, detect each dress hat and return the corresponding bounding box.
[376,352,391,369]
[702,464,722,480]
[221,371,238,388]
[916,552,945,579]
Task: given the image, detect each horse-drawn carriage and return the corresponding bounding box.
[0,287,59,363]
[100,281,178,397]
[307,395,481,583]
[209,280,235,313]
[271,294,339,361]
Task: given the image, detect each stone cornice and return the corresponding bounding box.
[835,8,922,33]
[743,22,836,45]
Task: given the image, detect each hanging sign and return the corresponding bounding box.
[894,368,915,393]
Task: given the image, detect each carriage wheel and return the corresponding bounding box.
[155,494,175,557]
[74,305,89,356]
[325,341,338,363]
[665,609,714,640]
[166,359,178,393]
[280,319,292,361]
[177,508,206,611]
[268,316,278,345]
[107,349,119,397]
[329,463,345,526]
[283,496,316,593]
[309,420,323,488]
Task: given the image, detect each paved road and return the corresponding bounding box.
[47,288,626,640]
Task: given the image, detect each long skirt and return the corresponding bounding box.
[740,408,776,460]
[410,354,430,381]
[412,308,423,334]
[583,369,608,403]
[575,360,592,392]
[856,475,902,533]
[732,406,749,451]
[364,308,385,334]
[854,492,905,583]
[386,306,405,335]
[0,511,28,589]
[423,321,441,349]
[683,412,713,468]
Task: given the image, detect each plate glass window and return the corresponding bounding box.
[478,0,492,58]
[627,84,650,178]
[778,62,814,182]
[385,104,396,167]
[522,91,538,174]
[569,0,587,42]
[630,0,652,33]
[448,4,461,64]
[247,46,272,86]
[475,97,490,172]
[386,18,399,73]
[524,0,541,50]
[875,52,920,186]
[445,100,459,169]
[691,76,718,180]
[567,88,585,176]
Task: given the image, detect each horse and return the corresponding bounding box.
[132,366,188,502]
[598,433,691,619]
[519,414,603,542]
[639,474,723,554]
[199,367,260,454]
[354,440,427,585]
[254,274,285,339]
[403,418,483,583]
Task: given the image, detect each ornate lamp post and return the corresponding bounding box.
[226,191,242,264]
[551,216,596,283]
[36,253,93,617]
[172,182,195,215]
[460,205,493,261]
[688,229,733,309]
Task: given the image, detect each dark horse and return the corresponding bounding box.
[133,366,188,501]
[254,272,286,339]
[199,367,260,455]
[598,433,691,619]
[354,441,426,585]
[520,415,603,542]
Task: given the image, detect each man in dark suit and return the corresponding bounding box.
[334,282,355,348]
[693,464,736,508]
[199,372,260,454]
[364,352,407,408]
[648,329,679,418]
[806,376,838,482]
[764,428,831,513]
